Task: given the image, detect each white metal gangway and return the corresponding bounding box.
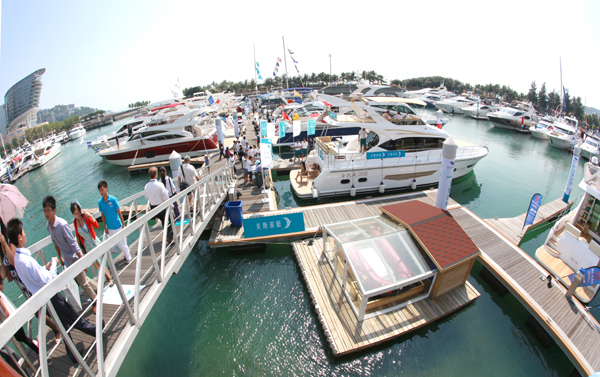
[0,164,235,377]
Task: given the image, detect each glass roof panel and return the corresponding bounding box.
[327,222,369,243]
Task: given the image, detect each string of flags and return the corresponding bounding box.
[273,57,281,77]
[255,62,263,80]
[287,48,300,74]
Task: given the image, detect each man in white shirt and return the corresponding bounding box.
[294,140,302,162]
[358,128,368,153]
[393,112,403,120]
[9,218,97,364]
[383,110,392,120]
[301,138,309,159]
[145,167,174,241]
[241,136,248,149]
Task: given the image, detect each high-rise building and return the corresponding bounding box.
[1,68,46,143]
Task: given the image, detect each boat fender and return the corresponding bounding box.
[312,188,318,199]
[411,179,417,190]
[350,185,356,197]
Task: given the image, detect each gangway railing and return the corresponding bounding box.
[0,164,235,377]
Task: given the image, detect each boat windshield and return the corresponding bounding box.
[585,138,600,148]
[500,108,519,116]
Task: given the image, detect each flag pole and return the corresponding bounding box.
[282,36,289,89]
[254,44,258,96]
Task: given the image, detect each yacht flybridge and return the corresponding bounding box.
[487,102,538,132]
[535,161,600,303]
[290,98,489,199]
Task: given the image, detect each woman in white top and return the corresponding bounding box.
[294,140,302,162]
[301,139,309,159]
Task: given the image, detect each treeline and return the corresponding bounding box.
[80,110,105,122]
[182,71,590,122]
[23,115,81,142]
[128,101,150,109]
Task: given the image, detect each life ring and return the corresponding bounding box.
[44,150,51,155]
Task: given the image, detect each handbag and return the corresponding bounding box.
[179,165,189,190]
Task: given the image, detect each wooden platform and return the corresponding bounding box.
[483,197,572,245]
[209,190,458,246]
[292,239,480,356]
[452,206,600,376]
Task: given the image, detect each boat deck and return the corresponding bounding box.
[483,197,571,245]
[292,239,480,356]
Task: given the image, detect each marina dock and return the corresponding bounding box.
[484,197,572,245]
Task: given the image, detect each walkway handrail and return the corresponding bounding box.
[0,163,235,377]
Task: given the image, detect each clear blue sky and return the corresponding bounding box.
[1,0,599,111]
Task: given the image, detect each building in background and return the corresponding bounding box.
[1,68,46,146]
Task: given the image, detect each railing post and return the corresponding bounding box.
[134,225,145,320]
[143,222,162,284]
[106,255,137,326]
[96,253,107,377]
[37,305,49,377]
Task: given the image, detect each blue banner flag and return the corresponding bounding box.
[328,110,337,120]
[243,212,305,238]
[279,121,287,136]
[523,193,543,229]
[568,267,600,287]
[294,97,302,104]
[260,120,267,137]
[308,119,316,136]
[208,96,214,105]
[366,151,406,160]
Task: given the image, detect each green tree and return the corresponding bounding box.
[538,83,548,112]
[548,90,561,112]
[527,81,538,106]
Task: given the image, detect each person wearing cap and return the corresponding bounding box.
[204,154,210,174]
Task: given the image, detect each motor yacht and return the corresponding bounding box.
[290,98,489,199]
[29,140,61,170]
[461,103,498,119]
[97,110,218,165]
[433,95,477,114]
[580,135,600,160]
[486,102,538,132]
[529,116,556,139]
[548,117,579,151]
[68,124,86,140]
[535,161,600,303]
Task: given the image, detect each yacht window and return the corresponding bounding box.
[358,178,367,183]
[366,132,379,149]
[379,137,445,151]
[513,112,523,117]
[341,179,350,184]
[361,88,371,94]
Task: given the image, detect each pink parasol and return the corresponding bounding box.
[0,184,29,221]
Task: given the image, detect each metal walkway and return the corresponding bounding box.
[0,165,235,377]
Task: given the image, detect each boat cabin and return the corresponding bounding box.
[319,201,480,321]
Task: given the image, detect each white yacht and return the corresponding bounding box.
[290,98,489,199]
[461,103,498,119]
[535,161,600,303]
[433,96,477,114]
[548,117,579,151]
[68,124,86,140]
[29,140,61,170]
[580,135,600,160]
[529,116,556,139]
[486,102,538,132]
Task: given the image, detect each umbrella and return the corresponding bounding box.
[0,184,29,221]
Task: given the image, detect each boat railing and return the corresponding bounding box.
[0,164,235,377]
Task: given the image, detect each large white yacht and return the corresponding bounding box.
[290,98,489,199]
[486,102,538,132]
[461,103,498,119]
[29,139,61,170]
[580,135,600,160]
[96,109,218,165]
[529,115,556,139]
[68,124,86,140]
[535,161,600,303]
[433,95,477,114]
[548,117,579,151]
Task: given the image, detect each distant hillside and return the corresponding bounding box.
[586,106,600,116]
[37,104,98,124]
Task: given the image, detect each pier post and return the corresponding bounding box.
[565,270,584,299]
[435,137,458,210]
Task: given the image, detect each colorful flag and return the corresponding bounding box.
[295,65,299,73]
[256,62,260,67]
[282,110,290,121]
[293,90,301,98]
[208,96,214,105]
[277,57,281,62]
[292,57,298,64]
[216,98,221,104]
[288,49,294,54]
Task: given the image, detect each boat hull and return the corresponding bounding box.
[99,134,219,166]
[487,115,533,132]
[529,129,549,139]
[548,135,574,150]
[29,145,62,170]
[580,147,598,160]
[69,129,86,140]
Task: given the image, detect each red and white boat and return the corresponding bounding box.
[97,110,219,166]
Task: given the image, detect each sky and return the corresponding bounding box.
[1,0,599,112]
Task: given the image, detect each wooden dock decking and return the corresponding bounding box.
[292,239,480,356]
[483,197,572,245]
[452,206,600,376]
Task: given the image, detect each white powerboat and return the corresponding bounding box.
[96,109,218,166]
[68,124,86,140]
[580,135,600,160]
[29,140,61,170]
[529,116,556,139]
[487,102,538,132]
[548,117,579,151]
[433,96,477,114]
[461,103,498,119]
[535,161,600,303]
[290,98,489,199]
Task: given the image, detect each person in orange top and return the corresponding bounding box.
[70,203,113,286]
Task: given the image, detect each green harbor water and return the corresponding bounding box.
[5,114,587,376]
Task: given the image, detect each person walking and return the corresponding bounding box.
[218,141,225,160]
[178,156,200,206]
[144,168,174,243]
[97,181,132,263]
[204,154,211,174]
[43,196,99,313]
[159,167,179,218]
[10,219,98,365]
[70,203,113,286]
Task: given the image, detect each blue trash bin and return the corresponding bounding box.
[225,201,244,227]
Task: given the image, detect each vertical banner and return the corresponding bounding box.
[233,115,239,139]
[215,118,224,143]
[293,120,301,137]
[308,119,316,136]
[563,146,581,203]
[523,193,543,229]
[435,137,458,211]
[267,122,275,140]
[279,121,287,136]
[260,120,267,138]
[260,138,273,168]
[568,267,600,287]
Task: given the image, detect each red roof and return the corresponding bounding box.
[381,201,479,270]
[150,103,180,112]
